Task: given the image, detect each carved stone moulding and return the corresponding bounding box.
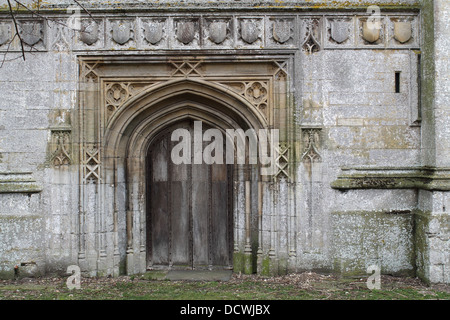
[141,18,167,46]
[104,81,155,122]
[49,19,72,52]
[84,146,100,183]
[331,167,450,191]
[49,129,72,167]
[0,21,12,47]
[218,80,270,119]
[325,17,353,47]
[357,16,386,46]
[0,172,42,193]
[18,20,45,48]
[268,17,295,47]
[79,55,287,145]
[216,78,271,116]
[0,13,421,52]
[237,18,263,46]
[203,18,232,47]
[274,142,290,181]
[79,19,100,46]
[356,14,418,48]
[173,18,200,47]
[300,18,321,54]
[388,16,418,47]
[301,128,322,164]
[107,19,136,48]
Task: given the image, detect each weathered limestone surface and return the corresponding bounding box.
[0,0,448,284]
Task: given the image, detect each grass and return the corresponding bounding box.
[0,272,449,301]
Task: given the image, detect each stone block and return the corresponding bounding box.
[331,211,415,276]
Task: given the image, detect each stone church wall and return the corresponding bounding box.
[0,0,448,284]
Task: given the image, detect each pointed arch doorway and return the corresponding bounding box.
[146,120,234,270]
[96,70,272,276]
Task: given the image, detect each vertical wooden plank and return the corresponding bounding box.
[150,136,169,266]
[211,163,229,266]
[227,164,234,267]
[170,141,190,266]
[192,161,210,267]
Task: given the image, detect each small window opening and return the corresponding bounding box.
[395,71,401,93]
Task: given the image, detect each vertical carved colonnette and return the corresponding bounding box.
[78,60,103,274]
[301,128,322,253]
[260,59,299,275]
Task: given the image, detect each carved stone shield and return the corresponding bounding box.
[241,20,259,44]
[209,21,227,44]
[0,23,11,46]
[330,20,349,44]
[112,21,132,45]
[272,20,291,44]
[21,22,42,46]
[144,21,164,45]
[394,21,412,43]
[80,20,99,46]
[362,21,380,43]
[176,21,195,45]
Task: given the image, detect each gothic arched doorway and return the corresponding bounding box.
[98,74,271,276]
[146,120,234,270]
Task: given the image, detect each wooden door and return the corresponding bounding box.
[146,121,233,270]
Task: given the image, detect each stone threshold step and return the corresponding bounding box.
[143,270,233,281]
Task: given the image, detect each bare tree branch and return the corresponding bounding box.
[1,0,95,66]
[14,0,54,22]
[6,0,25,61]
[14,0,81,30]
[71,0,95,20]
[1,34,16,68]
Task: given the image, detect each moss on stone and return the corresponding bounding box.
[233,251,244,274]
[243,253,253,275]
[260,256,271,276]
[414,210,430,283]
